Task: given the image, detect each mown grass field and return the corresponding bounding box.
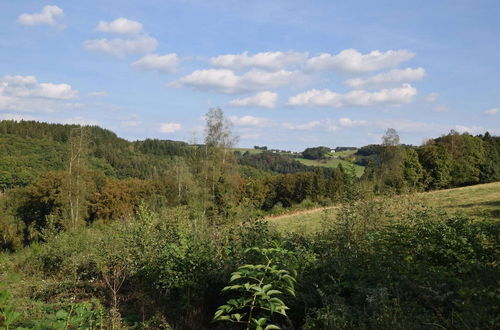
[267,182,500,233]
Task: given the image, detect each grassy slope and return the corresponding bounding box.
[267,182,500,232]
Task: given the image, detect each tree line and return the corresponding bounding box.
[359,129,500,193]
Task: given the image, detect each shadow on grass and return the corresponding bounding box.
[456,200,500,208]
[453,200,500,220]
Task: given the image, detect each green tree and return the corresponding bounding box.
[382,128,400,146]
[374,129,406,192]
[196,108,240,220]
[403,148,424,189]
[417,141,452,189]
[437,131,485,186]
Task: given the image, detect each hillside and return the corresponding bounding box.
[0,121,193,190]
[267,181,500,232]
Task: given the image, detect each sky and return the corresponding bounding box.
[0,0,499,150]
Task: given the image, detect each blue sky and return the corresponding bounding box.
[0,0,499,150]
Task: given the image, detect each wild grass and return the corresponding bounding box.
[268,182,500,233]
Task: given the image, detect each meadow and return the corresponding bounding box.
[267,182,500,233]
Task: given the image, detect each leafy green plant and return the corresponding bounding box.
[213,247,296,330]
[0,288,21,330]
[38,300,104,330]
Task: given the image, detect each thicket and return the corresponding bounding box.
[1,197,498,328]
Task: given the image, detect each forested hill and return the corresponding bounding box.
[0,120,340,190]
[0,120,191,189]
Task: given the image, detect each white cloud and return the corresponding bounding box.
[133,53,179,73]
[425,93,439,103]
[83,35,158,57]
[88,91,108,97]
[62,117,99,126]
[0,75,78,112]
[3,75,38,85]
[229,91,278,108]
[306,49,415,74]
[1,75,77,99]
[0,113,37,121]
[483,108,499,115]
[345,67,425,88]
[338,117,368,127]
[35,83,78,99]
[288,84,417,108]
[376,119,439,133]
[454,125,488,135]
[96,18,143,35]
[229,115,273,127]
[282,121,321,130]
[172,69,305,94]
[18,5,64,27]
[210,51,308,71]
[324,118,338,132]
[160,122,182,133]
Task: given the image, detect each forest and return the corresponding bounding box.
[0,109,499,329]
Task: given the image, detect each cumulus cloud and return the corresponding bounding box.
[62,116,99,126]
[229,115,273,127]
[35,83,78,99]
[229,91,278,108]
[338,117,368,127]
[1,75,77,99]
[376,119,439,133]
[288,84,417,108]
[172,69,305,94]
[345,67,425,88]
[0,113,37,121]
[324,118,338,132]
[210,51,308,71]
[454,125,488,135]
[282,121,321,130]
[0,75,78,112]
[160,122,181,133]
[425,93,439,103]
[305,49,415,74]
[483,108,499,115]
[96,18,143,35]
[133,53,179,73]
[83,35,158,58]
[18,5,64,27]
